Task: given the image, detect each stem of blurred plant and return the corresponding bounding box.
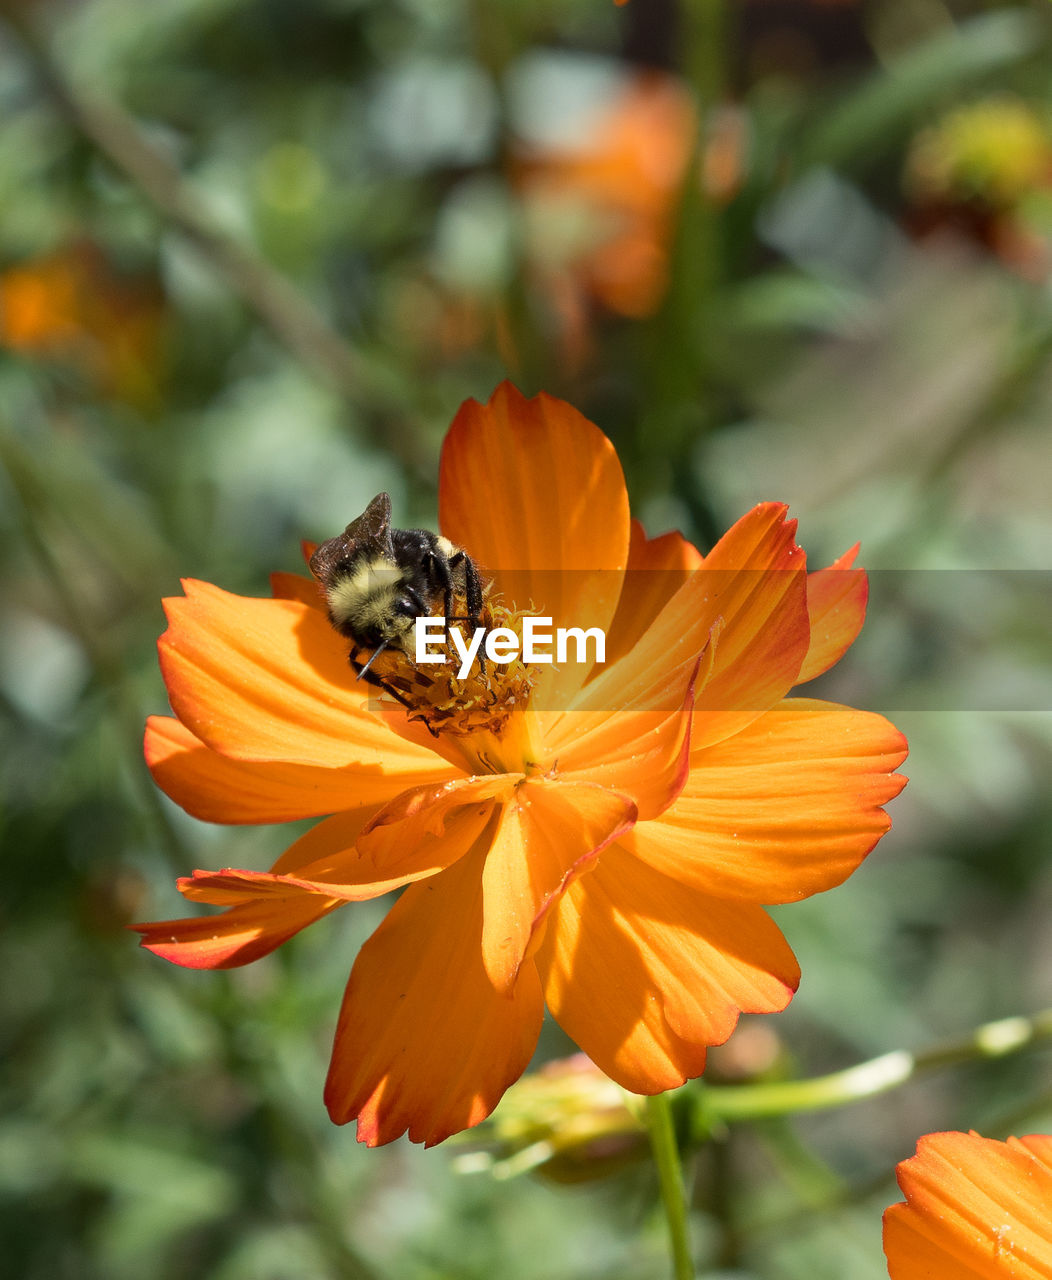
[634,0,728,548]
[646,1093,695,1280]
[691,1009,1052,1138]
[0,2,395,413]
[683,0,726,309]
[654,0,727,358]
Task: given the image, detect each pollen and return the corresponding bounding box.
[354,599,539,739]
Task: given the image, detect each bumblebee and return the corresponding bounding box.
[309,492,486,678]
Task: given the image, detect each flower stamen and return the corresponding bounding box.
[355,599,541,747]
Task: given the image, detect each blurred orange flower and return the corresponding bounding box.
[0,241,165,405]
[136,382,906,1146]
[515,72,698,323]
[884,1131,1052,1277]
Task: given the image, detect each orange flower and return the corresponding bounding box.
[883,1131,1052,1277]
[515,71,697,322]
[0,252,82,351]
[0,241,165,405]
[135,382,906,1147]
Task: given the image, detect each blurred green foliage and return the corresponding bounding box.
[1,0,1050,1276]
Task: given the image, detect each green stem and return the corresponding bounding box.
[646,1093,695,1280]
[693,1010,1052,1135]
[683,0,727,306]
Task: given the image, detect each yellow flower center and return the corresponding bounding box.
[356,600,546,775]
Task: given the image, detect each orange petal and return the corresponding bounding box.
[439,383,630,699]
[325,847,545,1146]
[270,806,378,874]
[480,779,636,992]
[173,853,446,905]
[135,783,499,968]
[355,774,514,869]
[798,545,867,683]
[883,1131,1052,1279]
[553,656,701,820]
[133,893,342,969]
[604,518,703,667]
[133,806,378,965]
[174,868,320,904]
[183,791,496,900]
[270,569,325,607]
[168,783,491,906]
[630,699,907,902]
[158,579,455,774]
[691,503,810,751]
[554,563,719,722]
[145,716,454,823]
[537,844,799,1094]
[564,505,807,747]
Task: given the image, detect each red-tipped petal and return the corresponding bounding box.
[604,518,703,667]
[691,503,810,750]
[183,792,497,901]
[133,893,342,969]
[798,545,867,683]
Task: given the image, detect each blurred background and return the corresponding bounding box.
[1,0,1050,1275]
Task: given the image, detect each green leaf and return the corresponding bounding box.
[800,10,1046,169]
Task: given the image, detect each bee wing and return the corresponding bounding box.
[309,492,395,584]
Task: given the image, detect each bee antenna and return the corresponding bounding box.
[356,640,389,681]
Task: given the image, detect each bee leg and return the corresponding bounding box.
[460,554,485,635]
[447,550,487,674]
[349,648,427,722]
[402,585,430,616]
[424,549,485,675]
[423,549,454,636]
[355,638,390,680]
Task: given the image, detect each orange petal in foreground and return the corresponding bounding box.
[883,1131,1052,1278]
[325,843,545,1147]
[537,844,799,1094]
[630,699,907,903]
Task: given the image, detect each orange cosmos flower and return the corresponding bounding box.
[135,382,907,1147]
[883,1131,1052,1278]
